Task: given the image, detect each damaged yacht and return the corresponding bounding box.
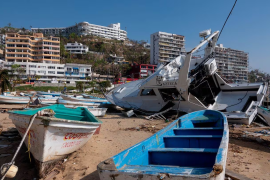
[106,30,268,125]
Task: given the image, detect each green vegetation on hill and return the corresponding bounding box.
[59,33,150,76]
[248,68,270,83]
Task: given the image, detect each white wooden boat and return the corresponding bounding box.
[57,99,108,107]
[64,105,107,117]
[8,104,102,177]
[0,95,58,104]
[61,94,108,103]
[37,91,61,97]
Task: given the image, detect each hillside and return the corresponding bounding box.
[60,33,150,76]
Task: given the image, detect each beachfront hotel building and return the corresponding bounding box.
[3,61,92,83]
[5,33,60,63]
[31,22,127,41]
[215,44,248,83]
[65,42,89,54]
[150,32,185,65]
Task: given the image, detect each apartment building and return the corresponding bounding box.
[215,44,248,83]
[3,62,91,83]
[5,33,60,63]
[150,32,185,65]
[65,42,89,54]
[32,22,127,41]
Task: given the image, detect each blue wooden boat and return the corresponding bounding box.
[98,110,228,180]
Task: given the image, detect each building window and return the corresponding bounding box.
[29,65,36,68]
[48,71,55,74]
[140,89,156,96]
[57,67,64,69]
[57,72,64,74]
[48,66,55,69]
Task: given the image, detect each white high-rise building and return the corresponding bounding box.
[2,62,92,83]
[65,42,89,54]
[32,22,127,41]
[215,44,248,83]
[150,32,185,65]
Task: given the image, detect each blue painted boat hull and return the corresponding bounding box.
[98,110,229,180]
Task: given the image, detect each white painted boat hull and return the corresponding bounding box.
[61,95,108,102]
[257,107,270,125]
[63,105,107,117]
[9,113,100,163]
[0,95,57,104]
[58,99,100,107]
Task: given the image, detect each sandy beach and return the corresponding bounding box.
[1,108,270,180]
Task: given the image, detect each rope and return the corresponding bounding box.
[218,0,238,41]
[26,132,31,162]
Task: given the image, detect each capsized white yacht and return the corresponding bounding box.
[106,30,268,125]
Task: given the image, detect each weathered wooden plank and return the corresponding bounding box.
[225,169,252,180]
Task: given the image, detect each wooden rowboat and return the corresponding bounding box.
[0,95,58,104]
[98,110,228,180]
[64,105,107,117]
[8,104,102,177]
[61,94,108,102]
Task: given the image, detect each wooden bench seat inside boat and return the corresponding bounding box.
[119,164,213,175]
[163,135,222,148]
[148,148,218,167]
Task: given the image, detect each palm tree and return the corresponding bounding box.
[76,81,83,92]
[0,70,11,94]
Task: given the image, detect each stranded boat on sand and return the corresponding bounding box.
[106,30,268,125]
[61,94,109,103]
[0,95,58,104]
[8,104,102,177]
[64,105,107,117]
[98,110,228,180]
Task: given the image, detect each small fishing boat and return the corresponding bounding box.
[57,99,110,107]
[37,91,61,97]
[8,104,102,177]
[257,106,270,125]
[82,94,105,100]
[98,110,228,180]
[61,94,108,102]
[0,95,58,104]
[64,105,107,117]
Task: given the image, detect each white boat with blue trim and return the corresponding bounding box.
[61,94,109,103]
[0,94,58,104]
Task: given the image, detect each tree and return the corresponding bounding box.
[76,81,84,92]
[8,23,11,27]
[35,75,41,80]
[98,81,111,92]
[0,69,11,94]
[21,27,26,34]
[89,81,96,93]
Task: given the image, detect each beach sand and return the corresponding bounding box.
[0,110,270,180]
